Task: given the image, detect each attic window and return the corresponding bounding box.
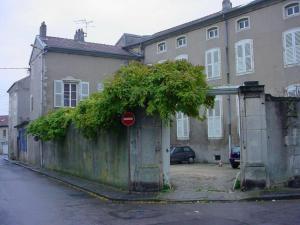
[285,2,300,17]
[157,42,167,53]
[207,27,219,40]
[237,18,250,32]
[176,36,187,48]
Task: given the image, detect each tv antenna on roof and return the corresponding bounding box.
[74,19,94,37]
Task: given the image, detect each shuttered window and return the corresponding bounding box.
[176,112,189,140]
[235,39,254,75]
[54,80,89,108]
[207,96,223,139]
[283,28,300,66]
[205,48,221,79]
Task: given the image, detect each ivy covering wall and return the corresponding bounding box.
[27,61,214,140]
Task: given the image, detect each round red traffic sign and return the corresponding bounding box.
[121,112,135,127]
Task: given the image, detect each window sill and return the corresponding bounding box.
[236,70,254,76]
[176,45,187,49]
[284,63,300,68]
[236,27,250,33]
[284,13,300,20]
[207,77,222,81]
[208,137,224,140]
[177,137,189,141]
[206,36,219,41]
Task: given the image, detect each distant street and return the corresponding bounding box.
[1,156,300,225]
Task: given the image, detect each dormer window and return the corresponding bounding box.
[157,42,167,53]
[285,2,300,18]
[176,36,187,48]
[207,27,219,40]
[237,18,250,32]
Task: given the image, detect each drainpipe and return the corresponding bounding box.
[223,14,232,158]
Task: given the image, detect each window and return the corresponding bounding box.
[3,129,6,138]
[175,54,188,61]
[237,18,250,32]
[235,39,254,75]
[97,82,104,92]
[283,28,300,66]
[205,48,221,79]
[207,27,219,40]
[176,112,189,140]
[157,42,166,53]
[207,96,223,139]
[285,2,300,18]
[176,36,187,48]
[54,80,89,108]
[30,95,33,112]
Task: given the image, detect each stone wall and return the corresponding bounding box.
[265,95,300,187]
[41,111,168,191]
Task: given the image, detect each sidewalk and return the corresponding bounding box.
[4,157,300,203]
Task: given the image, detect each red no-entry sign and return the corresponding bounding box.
[121,112,135,127]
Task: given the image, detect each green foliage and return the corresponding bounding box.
[27,108,74,141]
[27,61,214,140]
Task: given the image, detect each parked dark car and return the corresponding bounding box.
[230,146,240,169]
[170,146,196,164]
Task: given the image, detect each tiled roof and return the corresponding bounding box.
[42,36,139,59]
[0,115,8,127]
[124,0,279,46]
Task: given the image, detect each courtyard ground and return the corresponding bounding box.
[170,163,239,193]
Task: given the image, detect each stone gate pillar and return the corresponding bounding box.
[239,82,268,189]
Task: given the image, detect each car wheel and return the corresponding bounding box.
[188,157,195,164]
[231,162,239,169]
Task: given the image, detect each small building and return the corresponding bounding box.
[0,115,9,155]
[7,76,30,160]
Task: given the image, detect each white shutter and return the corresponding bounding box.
[183,115,189,138]
[206,48,220,79]
[213,49,220,78]
[80,82,89,100]
[176,112,189,139]
[295,30,300,63]
[97,82,104,92]
[206,51,212,79]
[207,96,222,138]
[284,32,294,65]
[54,80,63,107]
[236,40,253,74]
[236,44,244,73]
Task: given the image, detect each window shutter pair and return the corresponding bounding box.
[284,30,300,66]
[207,96,223,138]
[176,112,189,139]
[205,48,220,79]
[54,80,89,107]
[235,40,254,74]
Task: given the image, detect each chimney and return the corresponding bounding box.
[222,0,232,11]
[74,28,85,42]
[39,21,47,38]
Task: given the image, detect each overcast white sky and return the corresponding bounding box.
[0,0,250,115]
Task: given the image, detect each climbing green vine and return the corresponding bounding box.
[27,61,214,140]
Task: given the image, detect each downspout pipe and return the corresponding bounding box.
[223,13,232,158]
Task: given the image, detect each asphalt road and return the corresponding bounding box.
[1,156,300,225]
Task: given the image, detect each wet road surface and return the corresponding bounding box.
[1,156,300,225]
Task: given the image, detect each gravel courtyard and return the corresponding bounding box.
[170,163,239,193]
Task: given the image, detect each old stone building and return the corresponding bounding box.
[8,0,300,165]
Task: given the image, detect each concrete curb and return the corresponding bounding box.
[4,158,300,203]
